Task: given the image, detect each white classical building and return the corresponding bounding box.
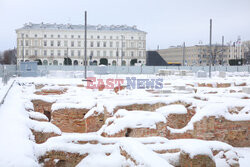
[16,22,147,66]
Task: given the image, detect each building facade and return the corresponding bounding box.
[16,23,146,66]
[156,44,245,66]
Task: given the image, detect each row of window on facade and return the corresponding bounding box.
[21,33,145,40]
[20,40,145,48]
[22,49,144,57]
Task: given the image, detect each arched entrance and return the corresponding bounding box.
[74,60,78,65]
[53,60,58,65]
[122,60,126,66]
[130,59,137,66]
[43,60,48,65]
[99,58,108,65]
[92,60,97,66]
[112,60,116,66]
[25,60,30,62]
[64,57,72,65]
[35,59,42,65]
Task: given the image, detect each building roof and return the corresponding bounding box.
[16,22,146,33]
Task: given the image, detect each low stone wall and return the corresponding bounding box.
[84,112,105,133]
[102,122,167,138]
[51,108,89,133]
[32,130,59,144]
[39,151,88,167]
[180,152,216,167]
[32,100,53,121]
[168,116,250,147]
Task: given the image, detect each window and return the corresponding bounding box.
[103,42,106,47]
[64,41,68,47]
[97,51,100,57]
[44,34,47,38]
[64,50,67,56]
[91,35,93,39]
[21,33,24,38]
[35,34,37,38]
[71,41,74,47]
[51,50,54,56]
[91,42,94,47]
[131,51,134,57]
[25,40,28,46]
[104,36,106,39]
[34,40,38,46]
[78,50,81,57]
[57,41,61,47]
[20,40,23,46]
[139,37,141,40]
[116,41,119,48]
[71,50,74,56]
[34,50,38,56]
[71,35,74,38]
[26,34,28,38]
[44,50,47,56]
[110,42,113,47]
[51,41,54,47]
[97,42,100,47]
[122,42,125,47]
[97,35,100,39]
[78,41,81,47]
[51,34,53,38]
[116,36,119,39]
[103,51,106,57]
[64,35,67,38]
[130,42,134,48]
[110,36,112,39]
[110,51,113,57]
[25,50,28,56]
[131,36,134,40]
[58,35,60,38]
[78,35,81,39]
[58,50,61,56]
[139,51,142,57]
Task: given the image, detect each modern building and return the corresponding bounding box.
[16,22,147,66]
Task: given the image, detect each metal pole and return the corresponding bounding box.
[183,42,185,66]
[84,11,87,79]
[121,35,123,66]
[67,47,69,65]
[221,36,224,65]
[209,19,212,78]
[22,34,24,62]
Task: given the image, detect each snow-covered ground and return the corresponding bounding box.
[0,72,250,166]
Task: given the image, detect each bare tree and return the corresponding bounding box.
[1,49,17,64]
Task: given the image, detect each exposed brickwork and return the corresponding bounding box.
[51,108,89,133]
[216,83,231,88]
[168,116,250,147]
[102,122,167,138]
[113,102,167,113]
[31,130,59,144]
[84,111,105,133]
[114,85,126,93]
[180,152,216,167]
[198,83,213,87]
[166,107,195,129]
[39,151,88,167]
[32,100,53,121]
[34,88,67,95]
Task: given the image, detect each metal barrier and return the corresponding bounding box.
[0,65,250,80]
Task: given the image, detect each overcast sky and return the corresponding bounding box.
[0,0,250,51]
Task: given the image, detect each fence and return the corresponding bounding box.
[1,65,250,81]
